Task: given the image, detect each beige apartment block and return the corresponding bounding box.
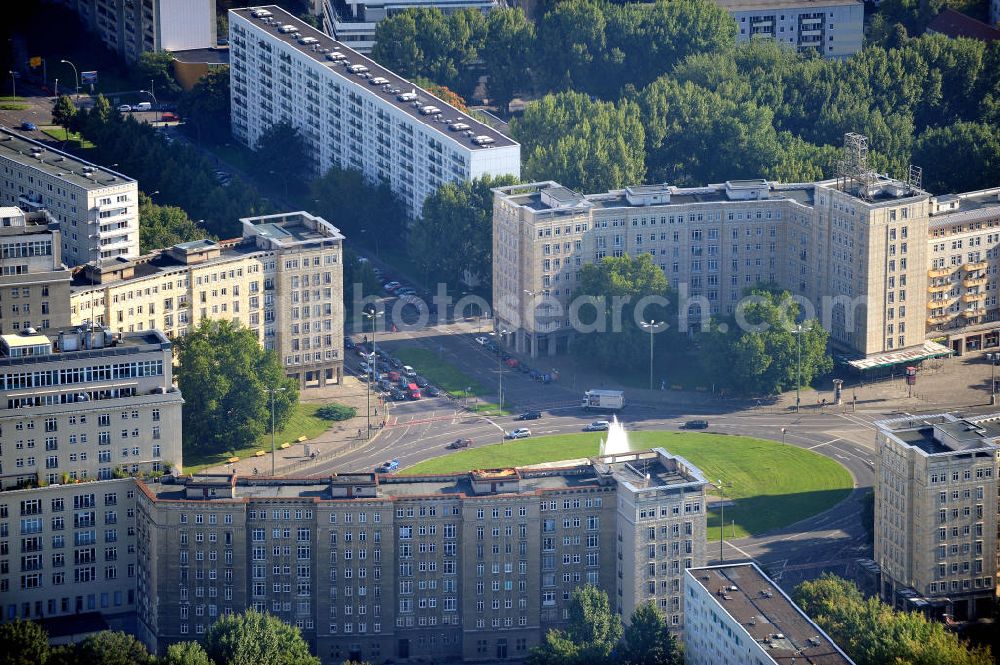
[0,325,182,490]
[70,211,346,389]
[2,448,707,663]
[493,173,931,363]
[0,207,71,335]
[874,413,999,620]
[0,478,140,626]
[0,129,139,267]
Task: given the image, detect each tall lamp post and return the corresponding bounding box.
[716,479,727,562]
[640,319,660,391]
[363,307,383,439]
[140,84,158,123]
[59,59,79,97]
[792,323,811,413]
[8,71,15,100]
[265,386,286,476]
[988,353,999,404]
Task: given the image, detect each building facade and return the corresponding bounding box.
[228,5,520,217]
[493,172,931,361]
[717,0,864,59]
[70,211,346,389]
[0,325,182,490]
[0,207,72,335]
[874,413,999,620]
[319,0,497,53]
[2,448,707,663]
[0,129,139,267]
[683,562,855,665]
[59,0,217,61]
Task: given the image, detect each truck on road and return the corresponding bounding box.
[582,389,625,410]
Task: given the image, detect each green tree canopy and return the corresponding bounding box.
[620,602,681,665]
[913,121,1000,194]
[409,174,517,291]
[139,192,211,253]
[483,9,534,114]
[310,166,408,252]
[178,68,231,144]
[0,619,50,665]
[76,631,156,665]
[136,51,182,97]
[51,95,77,139]
[201,610,321,665]
[253,121,310,196]
[794,575,993,665]
[176,320,298,453]
[164,641,214,665]
[529,585,623,665]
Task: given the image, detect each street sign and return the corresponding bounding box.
[81,71,98,84]
[29,57,42,68]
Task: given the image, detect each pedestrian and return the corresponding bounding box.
[253,467,258,475]
[660,379,666,391]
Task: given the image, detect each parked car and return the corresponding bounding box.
[474,336,488,345]
[134,101,152,112]
[413,376,429,388]
[682,420,709,430]
[160,111,179,122]
[407,383,422,400]
[383,281,401,292]
[505,428,531,440]
[389,388,407,401]
[516,410,541,421]
[377,378,392,392]
[376,459,399,473]
[389,357,403,368]
[387,371,401,382]
[402,365,417,377]
[19,121,36,131]
[584,420,610,432]
[424,386,440,397]
[117,104,132,112]
[344,336,355,349]
[447,438,472,449]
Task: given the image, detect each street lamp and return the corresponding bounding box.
[59,59,79,97]
[792,323,811,413]
[362,307,383,439]
[8,71,15,100]
[987,353,999,403]
[265,386,286,476]
[640,320,661,391]
[716,479,727,562]
[139,85,158,123]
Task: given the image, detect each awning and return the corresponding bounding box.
[845,340,953,370]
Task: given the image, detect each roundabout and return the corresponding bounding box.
[403,430,854,540]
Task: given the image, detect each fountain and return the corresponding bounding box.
[599,415,630,456]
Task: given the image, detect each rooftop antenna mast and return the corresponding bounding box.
[837,132,876,202]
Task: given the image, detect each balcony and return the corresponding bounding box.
[927,314,955,325]
[963,308,987,320]
[928,283,952,293]
[961,292,985,303]
[964,261,988,271]
[963,276,987,288]
[928,266,956,278]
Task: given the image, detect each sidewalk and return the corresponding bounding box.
[201,376,384,477]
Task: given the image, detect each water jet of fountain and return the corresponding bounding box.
[600,415,629,456]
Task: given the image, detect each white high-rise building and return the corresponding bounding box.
[228,5,520,216]
[717,0,864,59]
[0,128,139,267]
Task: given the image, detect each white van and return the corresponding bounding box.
[135,102,152,112]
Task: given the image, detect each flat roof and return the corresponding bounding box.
[0,327,169,368]
[844,340,953,370]
[876,413,1000,455]
[232,6,517,150]
[0,127,135,190]
[171,47,230,64]
[715,0,860,9]
[689,563,855,665]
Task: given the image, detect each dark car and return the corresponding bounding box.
[447,438,472,449]
[390,357,404,368]
[413,376,429,388]
[344,336,355,349]
[516,410,542,421]
[20,121,37,131]
[377,379,392,392]
[389,388,407,401]
[424,386,441,397]
[682,420,709,430]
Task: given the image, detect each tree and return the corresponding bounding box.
[76,631,155,665]
[51,95,77,140]
[535,0,608,92]
[794,575,993,665]
[139,192,211,253]
[0,619,50,665]
[412,77,468,112]
[570,253,674,374]
[176,320,298,453]
[202,610,321,665]
[620,602,680,665]
[178,68,231,144]
[529,586,622,665]
[136,51,182,97]
[310,166,408,251]
[253,121,309,197]
[699,289,832,396]
[409,174,517,291]
[483,8,534,114]
[164,641,214,665]
[913,122,1000,194]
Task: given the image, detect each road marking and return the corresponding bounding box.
[807,438,842,449]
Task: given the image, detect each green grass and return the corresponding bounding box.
[404,431,853,539]
[183,403,336,474]
[40,125,95,149]
[0,102,28,111]
[392,346,510,414]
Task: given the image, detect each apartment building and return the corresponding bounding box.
[925,188,1000,355]
[70,211,345,389]
[0,325,182,490]
[0,128,139,267]
[493,173,931,361]
[0,207,72,335]
[0,478,141,629]
[319,0,497,53]
[228,6,520,216]
[2,448,707,663]
[683,562,855,665]
[874,413,999,620]
[717,0,864,59]
[59,0,217,62]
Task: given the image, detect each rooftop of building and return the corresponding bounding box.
[231,6,517,150]
[818,175,928,206]
[0,324,170,367]
[0,208,60,237]
[714,0,861,10]
[171,47,230,65]
[688,563,856,665]
[0,127,135,190]
[876,412,1000,456]
[144,448,704,501]
[929,187,1000,226]
[928,7,1000,42]
[241,211,345,245]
